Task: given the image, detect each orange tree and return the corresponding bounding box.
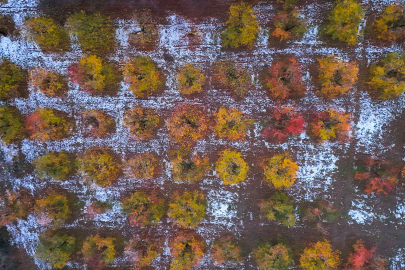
[128,12,159,51]
[262,106,305,144]
[309,109,351,142]
[259,192,296,227]
[216,149,249,185]
[124,107,162,140]
[170,147,209,183]
[33,151,75,181]
[0,189,34,225]
[24,17,69,52]
[81,110,116,138]
[121,191,165,226]
[124,235,164,268]
[213,61,251,97]
[0,105,26,143]
[324,0,364,45]
[77,148,122,187]
[126,153,159,179]
[168,190,206,228]
[30,68,68,97]
[317,55,359,99]
[270,9,306,42]
[0,59,24,100]
[177,63,206,95]
[167,104,210,146]
[261,57,306,99]
[367,52,405,99]
[169,231,206,270]
[35,192,71,226]
[344,240,386,269]
[122,56,165,98]
[373,4,405,42]
[222,2,259,48]
[211,237,243,266]
[300,240,340,270]
[25,108,74,142]
[82,234,116,267]
[214,107,253,141]
[262,152,298,189]
[253,242,294,270]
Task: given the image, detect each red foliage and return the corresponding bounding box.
[364,177,396,195]
[344,240,386,270]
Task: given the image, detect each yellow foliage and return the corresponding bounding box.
[310,109,351,142]
[170,232,206,270]
[82,234,116,265]
[214,107,253,141]
[31,68,68,97]
[168,190,206,228]
[300,240,340,270]
[262,153,298,189]
[177,63,206,95]
[170,147,209,183]
[216,149,249,185]
[35,192,71,226]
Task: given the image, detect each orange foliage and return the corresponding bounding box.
[30,68,68,97]
[344,240,386,270]
[81,110,116,138]
[214,107,253,141]
[124,107,162,140]
[170,231,206,270]
[309,109,351,142]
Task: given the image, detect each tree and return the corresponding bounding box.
[121,191,165,226]
[33,151,75,181]
[35,192,71,226]
[261,57,306,99]
[124,107,162,140]
[128,12,159,51]
[67,12,115,54]
[367,52,405,99]
[0,59,23,100]
[170,231,206,270]
[253,242,294,270]
[259,192,296,227]
[30,68,68,97]
[170,148,209,184]
[0,189,34,225]
[324,0,364,45]
[0,105,26,143]
[211,237,243,266]
[35,232,76,269]
[25,108,74,142]
[373,4,405,42]
[177,63,206,95]
[276,0,297,10]
[300,240,340,270]
[124,235,164,268]
[81,110,116,138]
[85,200,112,218]
[216,149,249,185]
[344,240,386,270]
[126,153,159,179]
[262,106,305,144]
[262,153,298,189]
[213,61,251,97]
[24,17,69,52]
[222,2,259,48]
[317,55,359,99]
[309,109,351,142]
[77,148,122,187]
[168,190,206,228]
[122,56,165,98]
[214,107,253,141]
[270,9,306,42]
[82,234,116,267]
[167,104,210,146]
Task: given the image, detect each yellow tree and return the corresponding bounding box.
[214,107,253,141]
[168,190,206,228]
[216,149,249,185]
[254,242,294,270]
[170,231,206,270]
[177,63,206,95]
[300,240,340,270]
[262,152,298,189]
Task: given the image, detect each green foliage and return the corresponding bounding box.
[168,190,206,228]
[254,242,294,270]
[170,231,206,270]
[0,59,23,100]
[259,192,296,227]
[33,151,75,181]
[373,4,405,42]
[222,2,259,48]
[124,107,162,140]
[216,149,249,185]
[67,12,115,54]
[82,234,116,265]
[35,192,71,226]
[177,63,206,95]
[214,107,253,141]
[0,105,26,143]
[367,52,405,99]
[24,17,69,52]
[211,237,243,266]
[262,152,298,189]
[35,232,76,269]
[170,147,209,183]
[31,68,68,96]
[213,61,251,97]
[126,153,159,179]
[300,240,340,270]
[324,0,364,45]
[122,191,165,226]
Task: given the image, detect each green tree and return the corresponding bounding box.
[216,149,249,185]
[35,192,71,226]
[213,61,251,97]
[259,192,296,227]
[177,63,206,95]
[0,59,23,100]
[170,147,209,184]
[168,191,206,228]
[170,231,206,270]
[300,240,340,270]
[33,151,75,181]
[82,234,116,266]
[0,105,26,143]
[254,242,294,270]
[262,153,298,189]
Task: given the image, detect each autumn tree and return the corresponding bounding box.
[167,104,210,146]
[170,147,209,184]
[67,12,115,54]
[262,106,305,144]
[317,55,359,99]
[85,200,112,218]
[126,152,159,179]
[0,59,24,100]
[216,149,249,185]
[344,240,386,270]
[262,152,298,189]
[309,109,351,142]
[81,110,116,138]
[253,242,294,270]
[24,17,69,52]
[367,52,405,99]
[211,237,243,266]
[122,56,165,98]
[261,57,306,99]
[259,192,296,227]
[0,105,26,143]
[25,108,74,142]
[168,190,206,228]
[0,189,34,225]
[222,2,259,48]
[373,4,405,42]
[170,231,206,270]
[77,148,122,187]
[35,232,76,269]
[303,201,341,224]
[213,61,251,97]
[300,240,340,270]
[30,68,68,97]
[270,9,306,42]
[124,235,164,268]
[176,63,206,95]
[124,107,162,140]
[33,151,75,181]
[121,191,165,226]
[324,0,364,45]
[82,234,116,267]
[128,12,159,50]
[35,192,71,226]
[214,107,253,141]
